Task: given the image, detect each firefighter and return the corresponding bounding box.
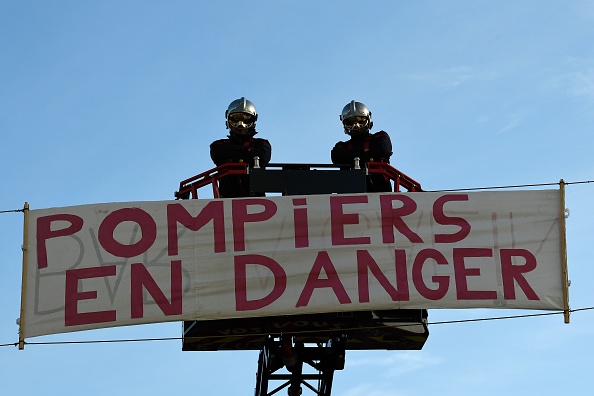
[331,100,393,192]
[210,97,272,197]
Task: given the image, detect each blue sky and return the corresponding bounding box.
[1,1,594,395]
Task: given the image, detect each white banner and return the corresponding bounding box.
[21,190,566,338]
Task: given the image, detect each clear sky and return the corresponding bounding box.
[1,1,593,395]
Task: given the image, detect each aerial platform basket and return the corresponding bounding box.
[181,309,428,352]
[176,160,428,396]
[175,161,422,200]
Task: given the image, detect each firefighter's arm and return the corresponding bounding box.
[331,142,362,165]
[365,131,393,162]
[248,139,272,165]
[210,140,249,165]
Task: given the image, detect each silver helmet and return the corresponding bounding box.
[225,97,258,135]
[340,100,373,135]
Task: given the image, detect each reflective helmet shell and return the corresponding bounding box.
[340,100,373,135]
[225,97,258,128]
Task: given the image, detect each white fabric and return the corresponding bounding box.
[21,190,565,338]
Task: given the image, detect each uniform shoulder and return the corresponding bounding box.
[373,130,390,137]
[333,138,350,147]
[251,137,272,147]
[210,137,232,146]
[210,139,232,154]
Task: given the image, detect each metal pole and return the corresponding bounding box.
[18,202,30,349]
[559,181,570,323]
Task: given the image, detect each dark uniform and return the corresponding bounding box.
[209,97,271,198]
[331,130,393,192]
[210,134,271,198]
[332,100,426,328]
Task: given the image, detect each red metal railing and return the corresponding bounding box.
[175,162,422,199]
[175,163,248,199]
[366,162,423,192]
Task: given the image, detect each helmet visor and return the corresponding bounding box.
[229,112,254,122]
[228,112,256,128]
[343,116,369,129]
